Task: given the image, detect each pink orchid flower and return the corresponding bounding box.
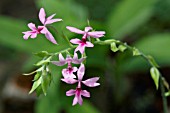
[22,8,62,44]
[52,53,85,78]
[61,63,100,87]
[66,26,105,54]
[63,63,100,106]
[66,88,90,106]
[22,23,43,40]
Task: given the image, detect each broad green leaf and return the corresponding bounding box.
[150,67,160,89]
[29,76,42,94]
[110,42,119,52]
[107,0,157,39]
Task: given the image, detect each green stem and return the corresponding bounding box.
[95,39,168,113]
[160,76,168,113]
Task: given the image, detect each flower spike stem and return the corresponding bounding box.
[94,39,168,113]
[160,75,168,113]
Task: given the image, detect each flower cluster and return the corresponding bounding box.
[22,8,105,106]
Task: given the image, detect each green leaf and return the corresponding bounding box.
[165,91,170,97]
[133,47,141,56]
[150,67,160,90]
[36,85,43,97]
[107,0,157,39]
[34,51,49,58]
[33,72,41,81]
[118,45,127,52]
[147,55,159,67]
[110,42,119,52]
[29,76,42,94]
[41,72,52,96]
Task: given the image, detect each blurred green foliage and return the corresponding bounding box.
[0,0,170,113]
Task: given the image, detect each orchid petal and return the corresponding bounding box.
[75,45,85,54]
[66,26,84,34]
[85,41,94,47]
[45,19,62,25]
[81,90,90,97]
[88,31,105,38]
[84,27,92,32]
[78,95,83,105]
[62,69,76,79]
[51,61,66,66]
[42,27,57,44]
[61,78,78,84]
[72,95,78,106]
[66,89,76,96]
[82,77,100,87]
[77,63,85,80]
[39,8,46,25]
[22,31,31,40]
[30,33,37,38]
[70,38,81,44]
[28,23,36,30]
[73,67,78,72]
[72,53,85,64]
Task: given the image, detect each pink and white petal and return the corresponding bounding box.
[78,95,83,105]
[22,31,31,40]
[62,69,76,79]
[59,53,66,62]
[51,61,66,66]
[46,14,56,20]
[75,45,85,54]
[45,18,62,25]
[44,29,57,44]
[61,78,78,84]
[72,53,85,64]
[82,77,100,87]
[66,26,84,34]
[72,95,78,106]
[77,63,85,80]
[85,41,94,47]
[88,31,105,38]
[81,90,90,97]
[70,38,81,44]
[30,33,37,38]
[39,8,46,25]
[73,53,78,60]
[84,27,92,32]
[28,23,36,30]
[40,26,48,34]
[66,89,76,96]
[72,67,78,72]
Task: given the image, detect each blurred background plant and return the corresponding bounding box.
[0,0,170,113]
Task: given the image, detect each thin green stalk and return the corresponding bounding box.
[160,76,168,113]
[95,39,168,113]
